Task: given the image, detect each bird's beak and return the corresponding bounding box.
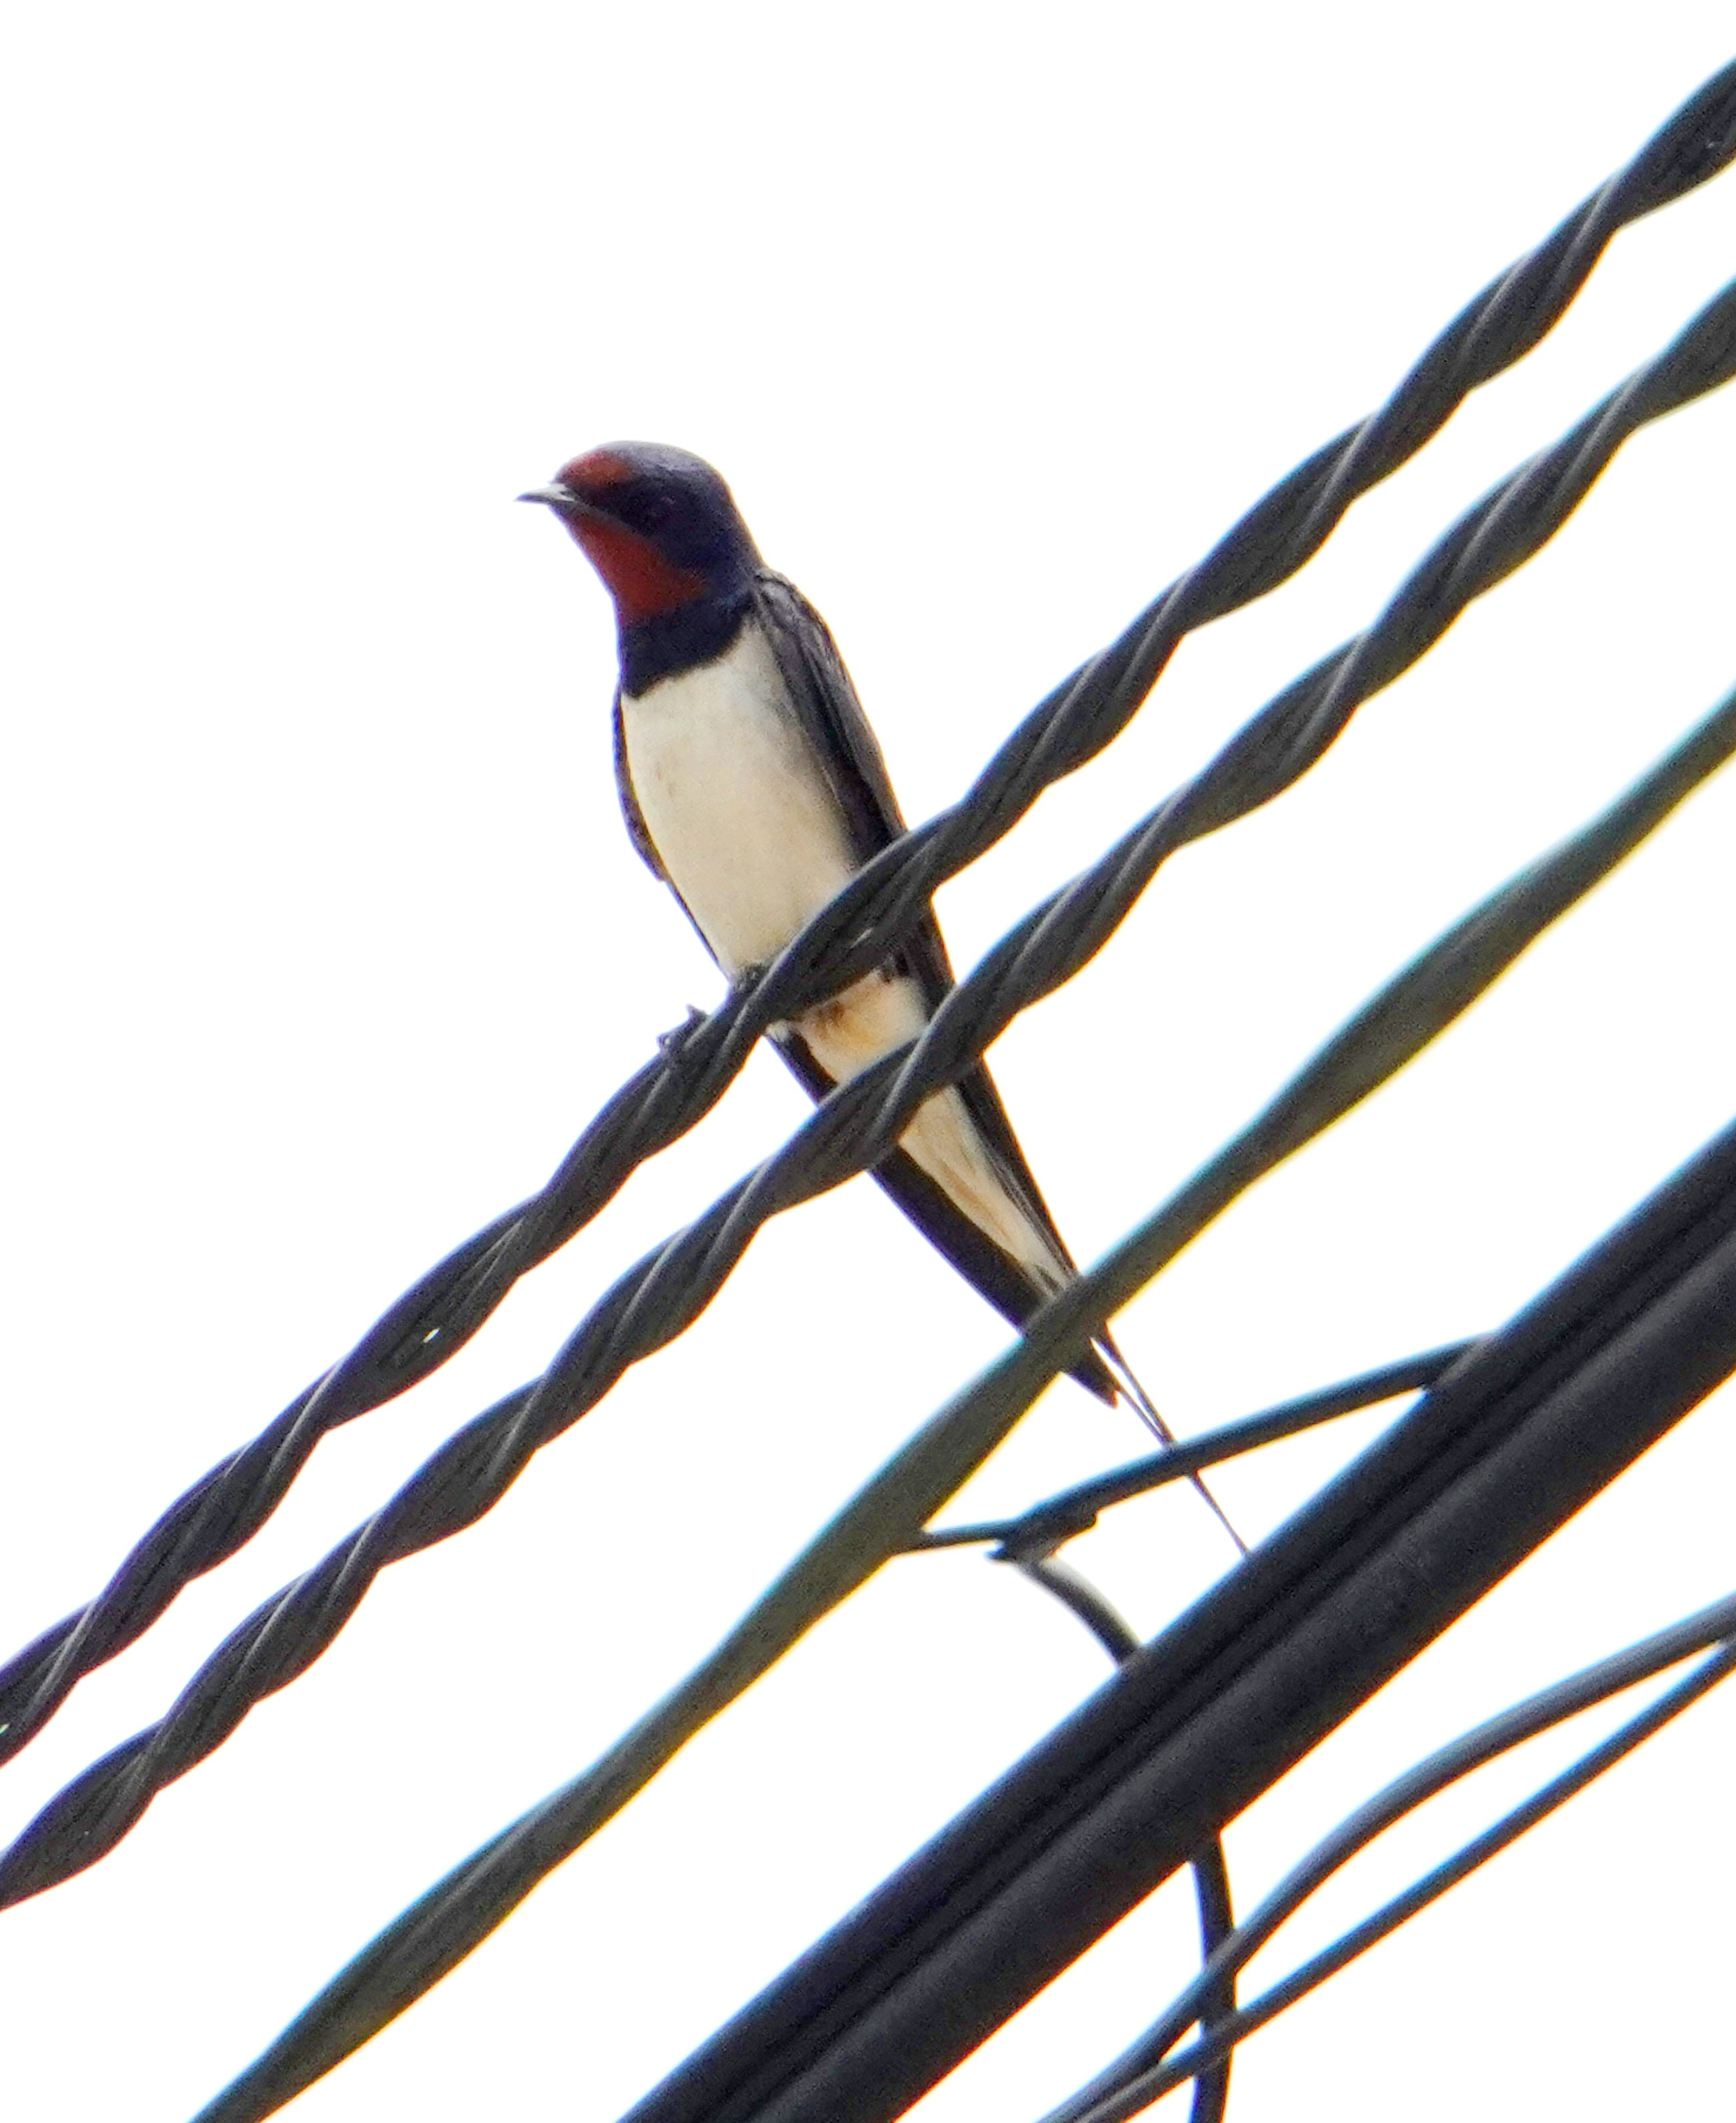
[517,482,582,512]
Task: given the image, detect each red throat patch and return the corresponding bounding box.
[567,514,708,623]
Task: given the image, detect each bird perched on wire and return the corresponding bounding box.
[522,442,1241,1547]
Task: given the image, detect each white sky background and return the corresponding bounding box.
[3,3,1736,2118]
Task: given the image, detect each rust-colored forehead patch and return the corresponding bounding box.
[557,447,633,497]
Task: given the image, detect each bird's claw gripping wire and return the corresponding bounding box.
[656,1004,709,1057]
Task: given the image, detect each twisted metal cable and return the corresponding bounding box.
[5,60,1733,1773]
[1038,1594,1736,2123]
[587,1152,1736,2123]
[486,278,1736,1490]
[5,337,1735,1923]
[144,681,1736,2123]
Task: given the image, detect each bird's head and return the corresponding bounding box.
[520,442,761,623]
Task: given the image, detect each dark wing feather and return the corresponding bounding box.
[750,571,1082,1253]
[775,1023,1116,1401]
[751,571,1116,1401]
[612,693,665,879]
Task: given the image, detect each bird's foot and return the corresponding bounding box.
[658,966,771,1066]
[657,1004,708,1058]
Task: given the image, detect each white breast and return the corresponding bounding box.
[620,625,860,978]
[623,622,1070,1289]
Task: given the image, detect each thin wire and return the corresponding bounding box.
[182,685,1736,2123]
[910,1340,1478,1554]
[6,60,1733,1771]
[13,669,1733,1927]
[1040,1604,1736,2123]
[1011,1557,1236,2123]
[1102,1354,1249,1556]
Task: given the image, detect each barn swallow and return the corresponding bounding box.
[523,443,1242,1541]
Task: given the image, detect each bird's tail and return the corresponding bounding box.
[1097,1334,1249,1559]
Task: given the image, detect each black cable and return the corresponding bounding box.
[6,58,1732,1772]
[594,1128,1736,2123]
[12,670,1731,1928]
[184,689,1736,2123]
[1010,1557,1237,2123]
[1042,1600,1736,2123]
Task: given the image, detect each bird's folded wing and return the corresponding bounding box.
[750,569,1090,1281]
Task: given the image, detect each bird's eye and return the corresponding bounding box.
[617,486,676,533]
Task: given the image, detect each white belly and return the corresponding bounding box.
[621,626,861,978]
[801,967,1070,1291]
[623,623,1067,1289]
